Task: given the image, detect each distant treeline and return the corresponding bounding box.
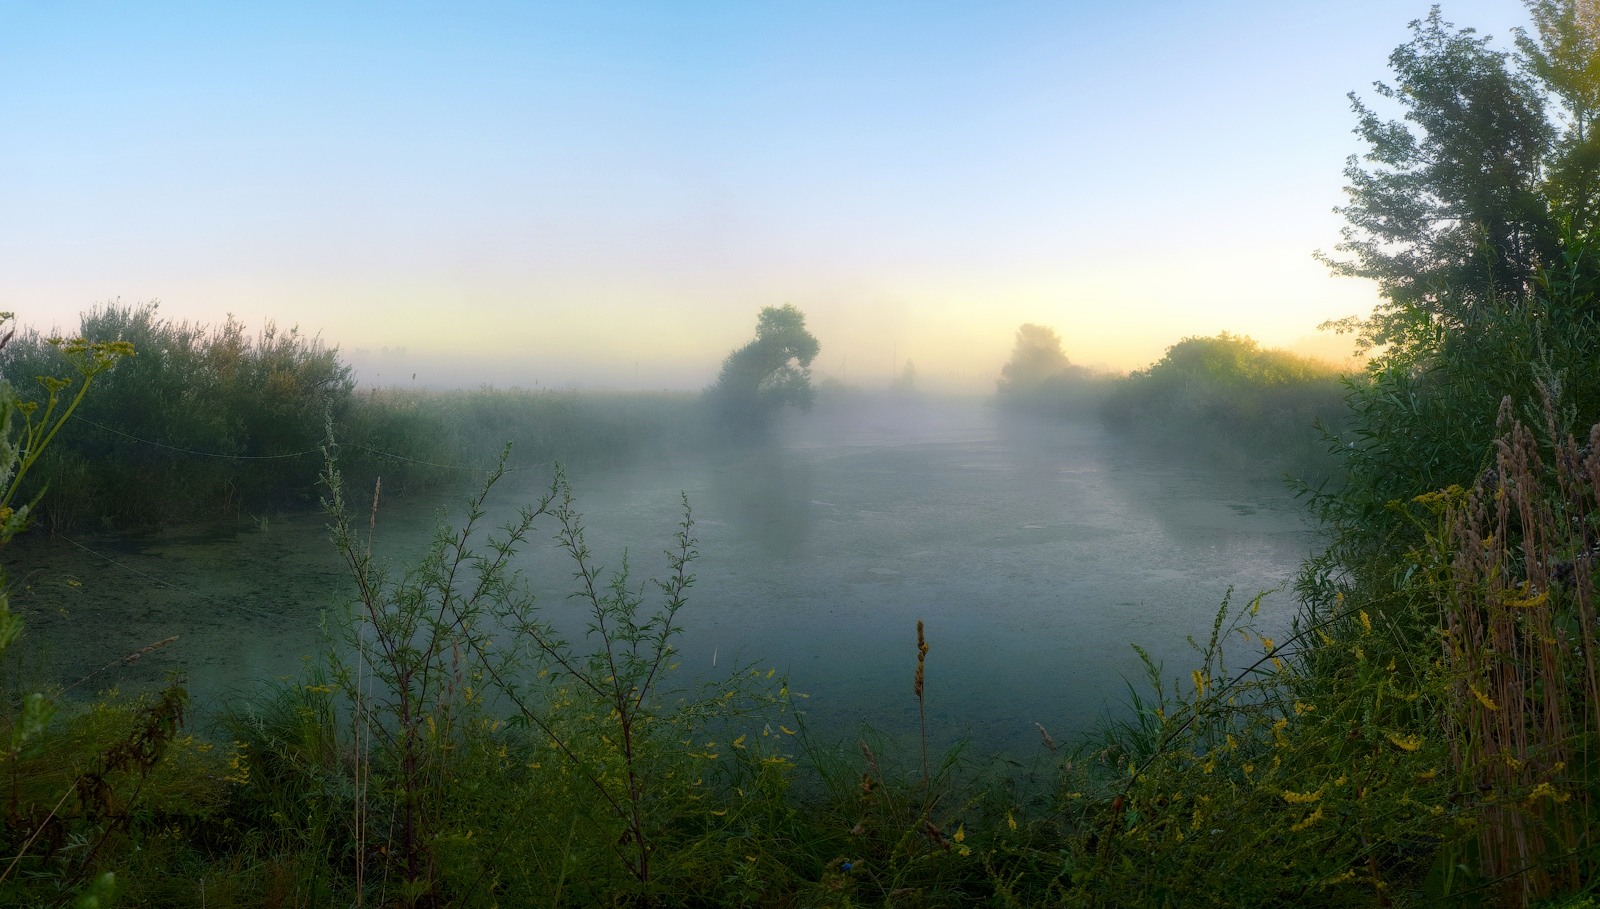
[0,303,704,530]
[993,324,1351,484]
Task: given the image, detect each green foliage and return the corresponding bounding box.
[1518,1,1600,238]
[1051,590,1473,907]
[219,446,798,906]
[1307,198,1600,629]
[0,317,221,908]
[1302,1,1600,633]
[1320,6,1559,343]
[316,443,547,905]
[1101,332,1348,482]
[0,688,222,908]
[1279,8,1600,903]
[706,304,821,425]
[0,302,353,529]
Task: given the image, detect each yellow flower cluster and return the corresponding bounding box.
[1281,788,1324,805]
[1386,732,1424,752]
[1289,805,1324,832]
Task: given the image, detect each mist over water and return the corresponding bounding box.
[11,397,1315,757]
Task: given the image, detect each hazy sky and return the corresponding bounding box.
[0,1,1535,391]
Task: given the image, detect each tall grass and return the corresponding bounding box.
[1421,395,1600,905]
[0,303,352,529]
[338,385,705,496]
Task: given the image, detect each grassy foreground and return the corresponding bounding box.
[3,408,1598,907]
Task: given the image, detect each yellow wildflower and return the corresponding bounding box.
[1321,870,1357,887]
[1290,805,1324,832]
[1504,587,1548,609]
[1386,732,1424,752]
[1524,782,1571,806]
[1469,684,1499,712]
[1282,788,1323,805]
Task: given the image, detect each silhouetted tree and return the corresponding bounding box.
[706,304,820,424]
[997,324,1070,393]
[1318,5,1600,353]
[891,359,917,394]
[995,323,1099,414]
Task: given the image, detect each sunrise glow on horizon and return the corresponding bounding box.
[0,1,1537,391]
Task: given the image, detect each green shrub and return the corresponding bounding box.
[1101,332,1349,483]
[0,302,353,529]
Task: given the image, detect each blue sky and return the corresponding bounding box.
[0,1,1536,389]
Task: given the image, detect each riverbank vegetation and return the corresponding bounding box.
[5,1,1600,905]
[0,303,705,531]
[994,324,1348,484]
[1099,332,1350,484]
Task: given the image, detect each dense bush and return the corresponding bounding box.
[1100,332,1349,483]
[0,303,353,528]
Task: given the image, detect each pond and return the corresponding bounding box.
[7,397,1319,758]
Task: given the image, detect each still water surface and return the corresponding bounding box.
[10,399,1317,756]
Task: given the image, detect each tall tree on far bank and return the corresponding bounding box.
[997,324,1072,393]
[705,304,820,424]
[995,324,1093,412]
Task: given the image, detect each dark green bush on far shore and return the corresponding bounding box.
[1100,332,1350,483]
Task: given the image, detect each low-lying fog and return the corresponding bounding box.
[14,396,1315,757]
